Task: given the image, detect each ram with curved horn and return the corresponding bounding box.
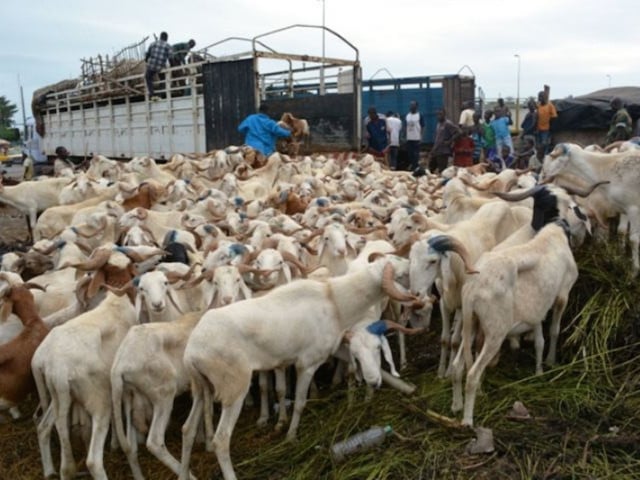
[409,201,526,378]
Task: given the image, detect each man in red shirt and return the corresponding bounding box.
[453,128,474,167]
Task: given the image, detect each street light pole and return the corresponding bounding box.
[514,54,521,132]
[319,0,326,95]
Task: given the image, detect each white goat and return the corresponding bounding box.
[450,221,578,427]
[542,143,640,274]
[178,258,418,480]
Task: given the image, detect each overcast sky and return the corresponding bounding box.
[1,0,638,124]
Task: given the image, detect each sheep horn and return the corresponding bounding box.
[69,248,112,271]
[299,228,323,245]
[345,225,386,235]
[24,282,47,291]
[557,180,610,198]
[383,320,425,335]
[167,289,185,315]
[427,235,478,274]
[183,269,214,288]
[33,240,64,256]
[117,246,165,263]
[280,251,308,276]
[492,185,541,202]
[381,262,420,303]
[459,176,489,191]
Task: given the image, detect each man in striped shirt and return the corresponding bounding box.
[145,32,171,100]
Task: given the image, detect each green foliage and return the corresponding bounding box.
[0,127,20,142]
[0,95,18,129]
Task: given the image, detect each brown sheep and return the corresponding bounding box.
[278,112,310,156]
[122,181,166,211]
[0,282,49,418]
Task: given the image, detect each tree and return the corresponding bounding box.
[0,96,18,129]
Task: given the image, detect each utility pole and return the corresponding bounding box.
[514,54,521,132]
[17,74,28,139]
[319,0,326,95]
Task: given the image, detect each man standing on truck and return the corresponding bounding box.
[238,104,291,159]
[169,39,196,67]
[145,32,171,101]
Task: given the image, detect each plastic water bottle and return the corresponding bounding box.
[330,425,393,462]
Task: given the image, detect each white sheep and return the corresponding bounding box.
[450,221,578,427]
[177,257,419,480]
[542,143,640,274]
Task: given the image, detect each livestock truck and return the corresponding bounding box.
[30,25,474,161]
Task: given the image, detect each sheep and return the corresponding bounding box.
[122,180,167,211]
[128,156,178,185]
[343,319,424,391]
[0,176,73,240]
[34,185,119,240]
[32,282,138,480]
[110,264,252,479]
[277,112,309,156]
[111,312,203,480]
[0,277,48,421]
[409,201,529,377]
[177,257,420,480]
[450,220,578,427]
[542,143,640,274]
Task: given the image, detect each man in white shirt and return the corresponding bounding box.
[458,100,475,128]
[385,111,402,170]
[405,101,424,171]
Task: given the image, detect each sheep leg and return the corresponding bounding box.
[256,371,270,427]
[446,309,463,377]
[463,332,505,427]
[437,298,452,378]
[36,404,57,478]
[285,364,318,442]
[627,207,640,277]
[179,379,205,480]
[212,398,245,480]
[122,393,144,480]
[203,382,215,452]
[331,358,345,386]
[450,344,465,413]
[546,295,568,367]
[148,396,194,479]
[85,411,111,480]
[533,324,545,376]
[53,387,77,480]
[274,368,288,431]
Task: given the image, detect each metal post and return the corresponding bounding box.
[18,75,27,139]
[514,54,521,132]
[319,0,326,95]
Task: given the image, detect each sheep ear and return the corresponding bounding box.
[239,280,252,301]
[342,330,354,344]
[282,263,292,283]
[135,293,148,324]
[379,336,400,377]
[87,270,105,299]
[0,298,12,322]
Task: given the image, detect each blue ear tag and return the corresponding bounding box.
[133,276,140,287]
[366,320,388,337]
[229,243,247,256]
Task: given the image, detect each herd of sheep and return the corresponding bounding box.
[0,137,639,479]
